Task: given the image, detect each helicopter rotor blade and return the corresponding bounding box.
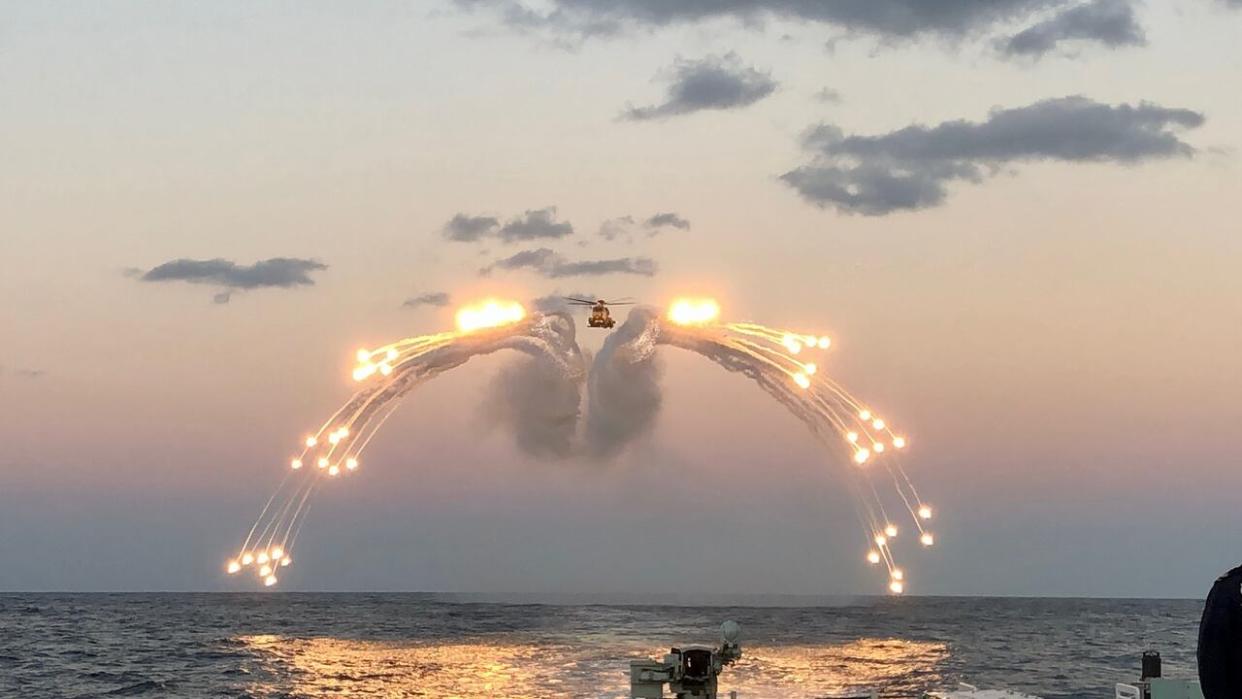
[564,297,598,305]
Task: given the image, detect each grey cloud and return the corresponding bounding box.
[482,248,657,277]
[443,213,500,242]
[599,212,690,242]
[213,292,232,305]
[139,257,328,290]
[457,0,1065,38]
[550,257,657,277]
[624,54,777,121]
[781,96,1204,215]
[403,291,452,308]
[999,0,1145,58]
[598,216,636,241]
[499,207,575,242]
[644,212,690,231]
[533,292,597,313]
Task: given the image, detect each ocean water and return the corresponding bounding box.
[0,594,1202,698]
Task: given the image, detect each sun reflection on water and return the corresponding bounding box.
[239,635,947,698]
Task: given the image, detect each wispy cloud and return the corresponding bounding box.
[456,0,1063,40]
[441,207,574,243]
[403,291,452,308]
[999,0,1145,58]
[624,53,776,121]
[442,213,501,242]
[781,96,1204,215]
[136,257,328,301]
[598,212,690,242]
[482,248,657,277]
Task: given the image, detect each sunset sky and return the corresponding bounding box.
[2,1,1240,596]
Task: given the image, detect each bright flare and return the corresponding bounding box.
[846,431,859,443]
[455,299,526,333]
[859,409,872,421]
[290,458,302,470]
[874,534,888,547]
[317,457,329,469]
[271,547,284,560]
[264,574,278,587]
[328,465,340,476]
[921,533,935,547]
[885,524,898,538]
[793,373,811,389]
[891,568,904,581]
[259,564,272,577]
[893,436,907,449]
[873,443,885,453]
[854,449,871,464]
[346,458,359,471]
[918,505,933,520]
[227,560,241,574]
[305,436,317,448]
[867,550,881,564]
[356,349,370,363]
[817,336,831,349]
[872,419,886,430]
[667,298,721,326]
[241,553,254,565]
[889,581,905,594]
[256,552,269,565]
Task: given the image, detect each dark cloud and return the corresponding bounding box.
[624,53,776,121]
[442,208,574,243]
[442,213,500,242]
[999,0,1145,57]
[456,0,1065,38]
[403,291,452,308]
[213,292,232,305]
[644,212,690,231]
[482,248,657,277]
[781,96,1204,215]
[499,207,575,242]
[138,257,328,291]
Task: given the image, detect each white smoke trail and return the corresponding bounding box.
[228,309,584,586]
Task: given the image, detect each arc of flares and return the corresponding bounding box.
[225,296,935,594]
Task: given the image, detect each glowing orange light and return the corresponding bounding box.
[867,550,881,564]
[918,505,932,519]
[921,533,935,547]
[227,560,241,574]
[889,580,905,594]
[290,459,302,470]
[793,373,811,389]
[893,436,907,449]
[305,436,317,448]
[885,524,898,538]
[667,298,721,326]
[241,553,254,566]
[264,574,278,587]
[455,299,526,333]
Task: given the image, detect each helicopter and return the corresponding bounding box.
[563,297,636,329]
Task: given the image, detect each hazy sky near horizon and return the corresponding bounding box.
[2,0,1240,596]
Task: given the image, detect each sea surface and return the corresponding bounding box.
[0,594,1202,698]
